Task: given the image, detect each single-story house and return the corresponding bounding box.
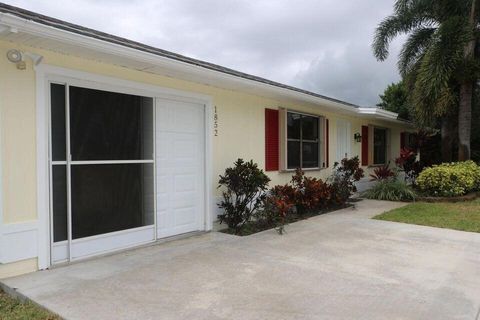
[0,3,414,278]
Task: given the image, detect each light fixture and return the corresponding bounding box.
[354,132,362,142]
[6,49,22,62]
[6,49,43,70]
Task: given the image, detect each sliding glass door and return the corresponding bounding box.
[50,83,155,264]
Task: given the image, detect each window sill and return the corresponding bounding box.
[280,167,325,173]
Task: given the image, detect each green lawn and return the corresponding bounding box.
[374,199,480,233]
[0,289,60,320]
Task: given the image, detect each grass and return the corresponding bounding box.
[374,199,480,233]
[0,289,60,320]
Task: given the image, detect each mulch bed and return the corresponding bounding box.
[219,203,351,236]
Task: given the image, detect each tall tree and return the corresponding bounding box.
[372,0,479,160]
[377,81,411,120]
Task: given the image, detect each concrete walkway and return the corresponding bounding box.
[2,200,480,320]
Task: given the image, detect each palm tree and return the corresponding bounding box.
[373,0,479,160]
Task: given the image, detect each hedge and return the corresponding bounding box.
[417,161,480,197]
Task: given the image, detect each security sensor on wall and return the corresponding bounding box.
[6,49,43,70]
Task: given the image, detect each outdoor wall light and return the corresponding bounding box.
[354,132,362,142]
[6,49,43,70]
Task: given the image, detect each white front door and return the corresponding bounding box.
[336,119,351,162]
[156,98,205,238]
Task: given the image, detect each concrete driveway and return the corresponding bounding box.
[2,200,480,320]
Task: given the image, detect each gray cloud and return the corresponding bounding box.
[5,0,404,106]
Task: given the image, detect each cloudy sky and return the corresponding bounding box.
[5,0,405,106]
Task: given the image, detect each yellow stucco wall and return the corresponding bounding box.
[0,44,37,224]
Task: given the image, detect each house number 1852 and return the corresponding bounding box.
[214,106,219,136]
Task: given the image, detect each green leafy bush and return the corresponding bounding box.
[416,161,480,197]
[218,159,270,234]
[260,185,296,234]
[219,157,365,236]
[329,156,364,204]
[363,180,416,201]
[290,169,332,215]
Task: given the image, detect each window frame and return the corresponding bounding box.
[372,126,388,166]
[284,110,324,171]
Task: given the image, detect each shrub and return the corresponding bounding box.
[370,163,396,181]
[290,169,332,215]
[261,185,296,234]
[416,161,480,197]
[218,159,270,234]
[395,148,423,185]
[329,156,364,205]
[363,180,416,201]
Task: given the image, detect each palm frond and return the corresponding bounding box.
[398,27,436,76]
[373,0,437,61]
[373,15,408,61]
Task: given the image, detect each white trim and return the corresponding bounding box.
[65,83,72,262]
[51,241,68,264]
[36,64,212,105]
[72,225,154,244]
[0,12,406,123]
[0,82,3,263]
[36,65,50,269]
[36,64,213,268]
[204,102,214,231]
[72,225,155,261]
[0,221,38,264]
[152,100,158,241]
[69,160,154,165]
[51,226,156,264]
[357,107,398,119]
[51,161,66,165]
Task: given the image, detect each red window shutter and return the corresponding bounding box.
[265,108,279,171]
[361,125,369,166]
[400,132,406,150]
[325,119,330,167]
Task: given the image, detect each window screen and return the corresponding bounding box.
[69,86,153,161]
[70,163,154,239]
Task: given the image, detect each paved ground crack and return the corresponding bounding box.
[475,305,480,320]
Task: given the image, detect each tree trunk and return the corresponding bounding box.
[441,117,454,162]
[458,82,473,160]
[458,0,477,161]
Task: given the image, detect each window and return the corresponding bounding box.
[373,127,387,165]
[405,132,416,150]
[287,112,320,169]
